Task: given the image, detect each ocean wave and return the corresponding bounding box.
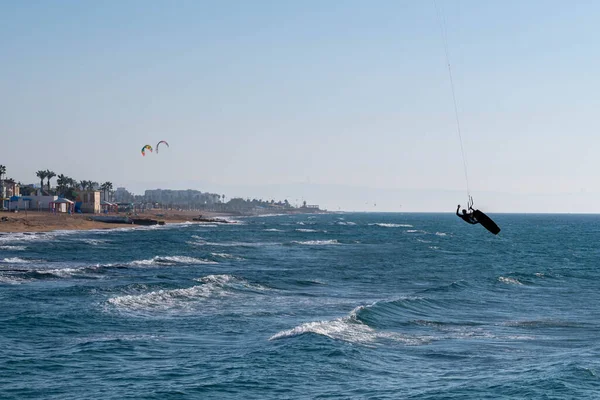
[335,221,357,226]
[128,256,217,266]
[435,232,448,237]
[210,252,245,261]
[108,274,267,312]
[1,257,30,264]
[295,229,318,233]
[370,223,413,228]
[0,245,27,251]
[419,280,470,294]
[37,267,99,278]
[190,240,280,247]
[0,230,77,244]
[75,238,109,246]
[0,275,27,284]
[498,276,523,286]
[292,240,339,246]
[270,305,432,345]
[264,228,284,232]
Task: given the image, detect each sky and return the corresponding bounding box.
[2,1,600,212]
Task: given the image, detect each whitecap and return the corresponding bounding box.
[498,276,523,286]
[270,305,431,346]
[128,256,217,266]
[1,257,30,264]
[295,229,318,233]
[108,274,267,312]
[0,245,26,251]
[292,240,339,246]
[370,223,413,228]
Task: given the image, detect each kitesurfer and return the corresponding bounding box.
[456,204,478,225]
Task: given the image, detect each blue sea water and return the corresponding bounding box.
[1,213,600,399]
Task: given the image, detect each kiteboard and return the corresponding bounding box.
[472,209,500,235]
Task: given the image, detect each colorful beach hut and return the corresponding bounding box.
[49,198,75,214]
[101,201,118,214]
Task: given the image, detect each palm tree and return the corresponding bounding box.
[106,182,113,202]
[56,174,68,196]
[35,170,47,194]
[101,182,113,201]
[45,170,56,194]
[0,164,6,181]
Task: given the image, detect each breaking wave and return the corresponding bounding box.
[107,274,268,312]
[0,245,26,251]
[128,256,217,266]
[498,276,524,286]
[292,240,340,246]
[269,303,432,345]
[1,257,30,264]
[370,223,413,228]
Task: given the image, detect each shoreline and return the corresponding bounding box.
[0,209,329,233]
[0,210,237,233]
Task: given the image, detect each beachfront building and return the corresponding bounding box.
[49,198,74,213]
[76,190,101,214]
[101,201,118,213]
[7,195,59,211]
[1,180,19,210]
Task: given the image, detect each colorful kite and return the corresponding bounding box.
[141,144,153,156]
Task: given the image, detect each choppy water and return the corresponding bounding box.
[1,213,599,399]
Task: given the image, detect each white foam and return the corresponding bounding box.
[42,267,91,278]
[0,245,26,251]
[190,240,279,247]
[435,232,448,237]
[129,256,217,266]
[293,240,339,246]
[295,229,318,233]
[270,307,430,346]
[76,238,108,246]
[336,221,357,226]
[498,276,523,285]
[370,223,413,228]
[108,274,266,311]
[1,257,30,263]
[0,275,26,284]
[264,228,284,232]
[108,285,215,311]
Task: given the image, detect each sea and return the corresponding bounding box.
[1,212,599,399]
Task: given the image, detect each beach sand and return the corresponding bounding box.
[0,210,234,233]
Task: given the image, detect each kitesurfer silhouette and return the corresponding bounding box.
[456,204,478,225]
[454,197,501,235]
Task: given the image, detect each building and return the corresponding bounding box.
[7,195,59,211]
[76,190,101,214]
[1,180,19,209]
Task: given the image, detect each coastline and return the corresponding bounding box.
[0,210,236,233]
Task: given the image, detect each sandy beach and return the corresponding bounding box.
[0,210,235,233]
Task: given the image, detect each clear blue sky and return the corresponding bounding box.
[2,1,599,212]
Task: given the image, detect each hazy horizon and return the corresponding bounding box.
[3,1,599,213]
